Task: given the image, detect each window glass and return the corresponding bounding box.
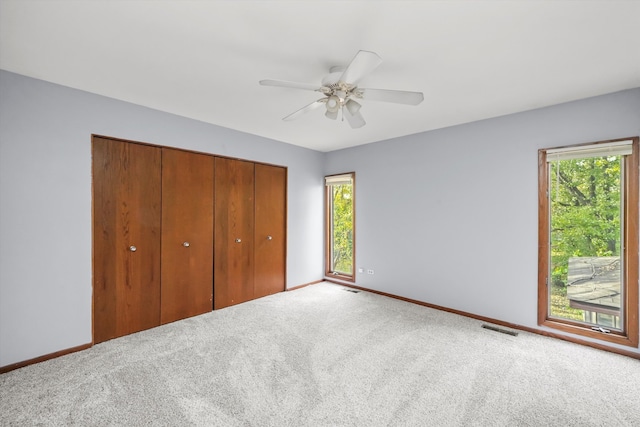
[325,173,355,280]
[548,155,622,329]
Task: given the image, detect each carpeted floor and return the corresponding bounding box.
[1,282,639,426]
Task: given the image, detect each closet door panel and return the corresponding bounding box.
[161,148,214,324]
[214,158,255,309]
[254,164,287,298]
[93,137,162,343]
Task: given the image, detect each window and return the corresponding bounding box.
[325,173,355,281]
[538,138,638,347]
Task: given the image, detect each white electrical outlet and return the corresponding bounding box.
[367,269,374,275]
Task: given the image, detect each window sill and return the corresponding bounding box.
[540,318,638,348]
[325,273,355,283]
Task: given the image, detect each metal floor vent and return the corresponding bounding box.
[343,289,360,293]
[481,324,519,336]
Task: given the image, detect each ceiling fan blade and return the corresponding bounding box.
[359,88,424,105]
[339,50,382,85]
[260,79,323,91]
[343,106,366,129]
[283,99,326,121]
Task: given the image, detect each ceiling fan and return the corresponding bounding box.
[259,50,424,129]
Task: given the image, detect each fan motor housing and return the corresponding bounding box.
[321,71,344,87]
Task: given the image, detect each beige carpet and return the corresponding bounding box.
[1,282,639,426]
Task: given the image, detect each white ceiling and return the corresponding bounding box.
[1,1,639,152]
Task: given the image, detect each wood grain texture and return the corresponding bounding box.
[161,148,214,324]
[537,150,549,327]
[214,157,255,309]
[92,137,161,343]
[254,164,286,299]
[622,138,638,347]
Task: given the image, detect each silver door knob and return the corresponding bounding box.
[129,245,137,252]
[267,235,273,241]
[183,242,190,247]
[235,238,242,243]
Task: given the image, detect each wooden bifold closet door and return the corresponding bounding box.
[93,139,215,343]
[93,136,286,342]
[160,148,214,324]
[254,163,286,299]
[214,158,286,309]
[92,137,162,343]
[214,157,255,309]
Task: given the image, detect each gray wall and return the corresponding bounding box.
[325,87,640,355]
[0,70,325,367]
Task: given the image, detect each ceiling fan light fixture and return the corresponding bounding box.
[326,95,340,113]
[325,109,338,120]
[345,99,361,115]
[261,50,423,128]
